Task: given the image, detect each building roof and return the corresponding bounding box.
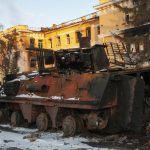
[42,11,99,33]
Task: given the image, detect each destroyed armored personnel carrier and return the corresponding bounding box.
[0,43,150,136]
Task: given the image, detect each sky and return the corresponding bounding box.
[0,0,99,30]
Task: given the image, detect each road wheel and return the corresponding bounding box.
[11,111,23,127]
[62,115,78,137]
[36,113,49,131]
[0,110,4,122]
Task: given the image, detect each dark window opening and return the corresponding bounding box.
[125,14,130,24]
[57,36,61,46]
[97,25,100,35]
[75,31,82,43]
[49,38,53,48]
[38,39,43,49]
[86,27,91,39]
[30,38,35,48]
[66,34,70,44]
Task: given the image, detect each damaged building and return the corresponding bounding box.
[95,0,150,54]
[0,25,45,82]
[0,12,100,82]
[0,0,150,81]
[1,0,150,139]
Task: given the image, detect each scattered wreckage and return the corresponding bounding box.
[0,43,150,137]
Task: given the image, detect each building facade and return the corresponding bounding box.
[95,0,150,53]
[0,25,45,82]
[44,12,100,50]
[0,12,100,82]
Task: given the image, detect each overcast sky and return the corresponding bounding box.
[0,0,98,29]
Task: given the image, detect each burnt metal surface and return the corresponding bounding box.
[0,43,148,134]
[19,104,32,123]
[86,112,108,130]
[55,44,109,73]
[26,83,49,93]
[45,106,58,128]
[106,76,144,133]
[3,81,20,96]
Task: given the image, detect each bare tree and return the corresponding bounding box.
[0,29,19,79]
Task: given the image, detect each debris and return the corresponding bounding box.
[127,142,133,145]
[64,142,69,145]
[118,136,127,144]
[3,140,14,143]
[105,134,119,141]
[23,132,41,142]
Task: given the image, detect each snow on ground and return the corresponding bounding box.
[0,124,110,150]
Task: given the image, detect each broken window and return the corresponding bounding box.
[97,25,100,35]
[30,38,35,48]
[130,43,136,52]
[38,39,43,49]
[66,34,70,44]
[139,42,144,51]
[49,38,53,48]
[75,31,82,43]
[125,13,130,24]
[57,36,61,46]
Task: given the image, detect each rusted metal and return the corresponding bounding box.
[26,83,49,93]
[10,111,23,127]
[86,112,108,130]
[3,81,20,96]
[0,43,148,135]
[19,104,32,123]
[45,106,58,129]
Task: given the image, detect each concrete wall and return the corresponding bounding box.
[44,17,100,50]
[96,0,134,43]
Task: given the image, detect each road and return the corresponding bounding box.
[0,124,150,150]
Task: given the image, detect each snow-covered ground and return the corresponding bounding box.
[0,124,110,150]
